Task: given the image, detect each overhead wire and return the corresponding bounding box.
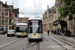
[12,0,25,15]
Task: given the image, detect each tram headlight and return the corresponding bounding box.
[38,34,39,35]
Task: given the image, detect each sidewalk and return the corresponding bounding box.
[43,31,75,43]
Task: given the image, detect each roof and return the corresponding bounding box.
[49,6,56,13]
[2,4,9,8]
[16,23,27,25]
[12,8,19,14]
[28,18,42,20]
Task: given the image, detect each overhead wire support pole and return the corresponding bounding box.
[33,0,36,13]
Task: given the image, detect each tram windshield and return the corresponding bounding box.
[28,20,42,33]
[16,25,27,32]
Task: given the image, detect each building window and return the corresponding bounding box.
[9,20,11,25]
[5,26,8,30]
[0,26,4,31]
[2,20,4,24]
[5,12,8,16]
[5,18,8,24]
[2,12,4,15]
[5,20,8,24]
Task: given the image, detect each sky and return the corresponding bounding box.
[0,0,55,18]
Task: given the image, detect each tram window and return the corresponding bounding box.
[30,27,32,33]
[28,20,42,33]
[16,25,26,32]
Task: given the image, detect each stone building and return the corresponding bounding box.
[19,17,29,24]
[0,1,10,31]
[53,0,75,35]
[43,5,56,31]
[43,0,75,35]
[8,5,14,29]
[0,1,19,31]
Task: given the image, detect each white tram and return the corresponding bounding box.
[15,23,28,37]
[28,18,43,40]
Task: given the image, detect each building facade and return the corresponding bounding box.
[43,5,56,31]
[55,0,75,35]
[8,5,14,29]
[43,0,75,35]
[19,17,29,24]
[0,1,19,31]
[0,1,10,31]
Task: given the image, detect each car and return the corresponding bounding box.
[7,30,15,37]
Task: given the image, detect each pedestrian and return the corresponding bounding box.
[50,29,52,35]
[56,29,58,35]
[47,30,50,36]
[51,29,53,34]
[67,29,71,37]
[5,28,7,34]
[60,30,62,36]
[62,30,65,37]
[53,29,56,35]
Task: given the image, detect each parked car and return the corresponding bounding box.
[7,30,15,36]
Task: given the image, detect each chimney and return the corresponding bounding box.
[5,1,7,4]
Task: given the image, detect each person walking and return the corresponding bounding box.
[62,30,65,37]
[5,28,7,34]
[47,30,50,36]
[51,29,53,35]
[56,29,58,35]
[53,29,56,35]
[60,30,62,36]
[67,29,71,37]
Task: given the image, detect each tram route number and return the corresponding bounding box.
[22,32,24,36]
[33,33,36,36]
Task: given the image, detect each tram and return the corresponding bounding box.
[28,18,43,40]
[15,23,28,37]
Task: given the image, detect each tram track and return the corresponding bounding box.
[0,38,23,49]
[49,36,69,50]
[10,42,29,50]
[52,36,75,48]
[10,40,40,50]
[44,34,75,50]
[26,42,40,50]
[36,42,40,50]
[0,37,17,45]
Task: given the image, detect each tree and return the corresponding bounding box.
[58,0,75,20]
